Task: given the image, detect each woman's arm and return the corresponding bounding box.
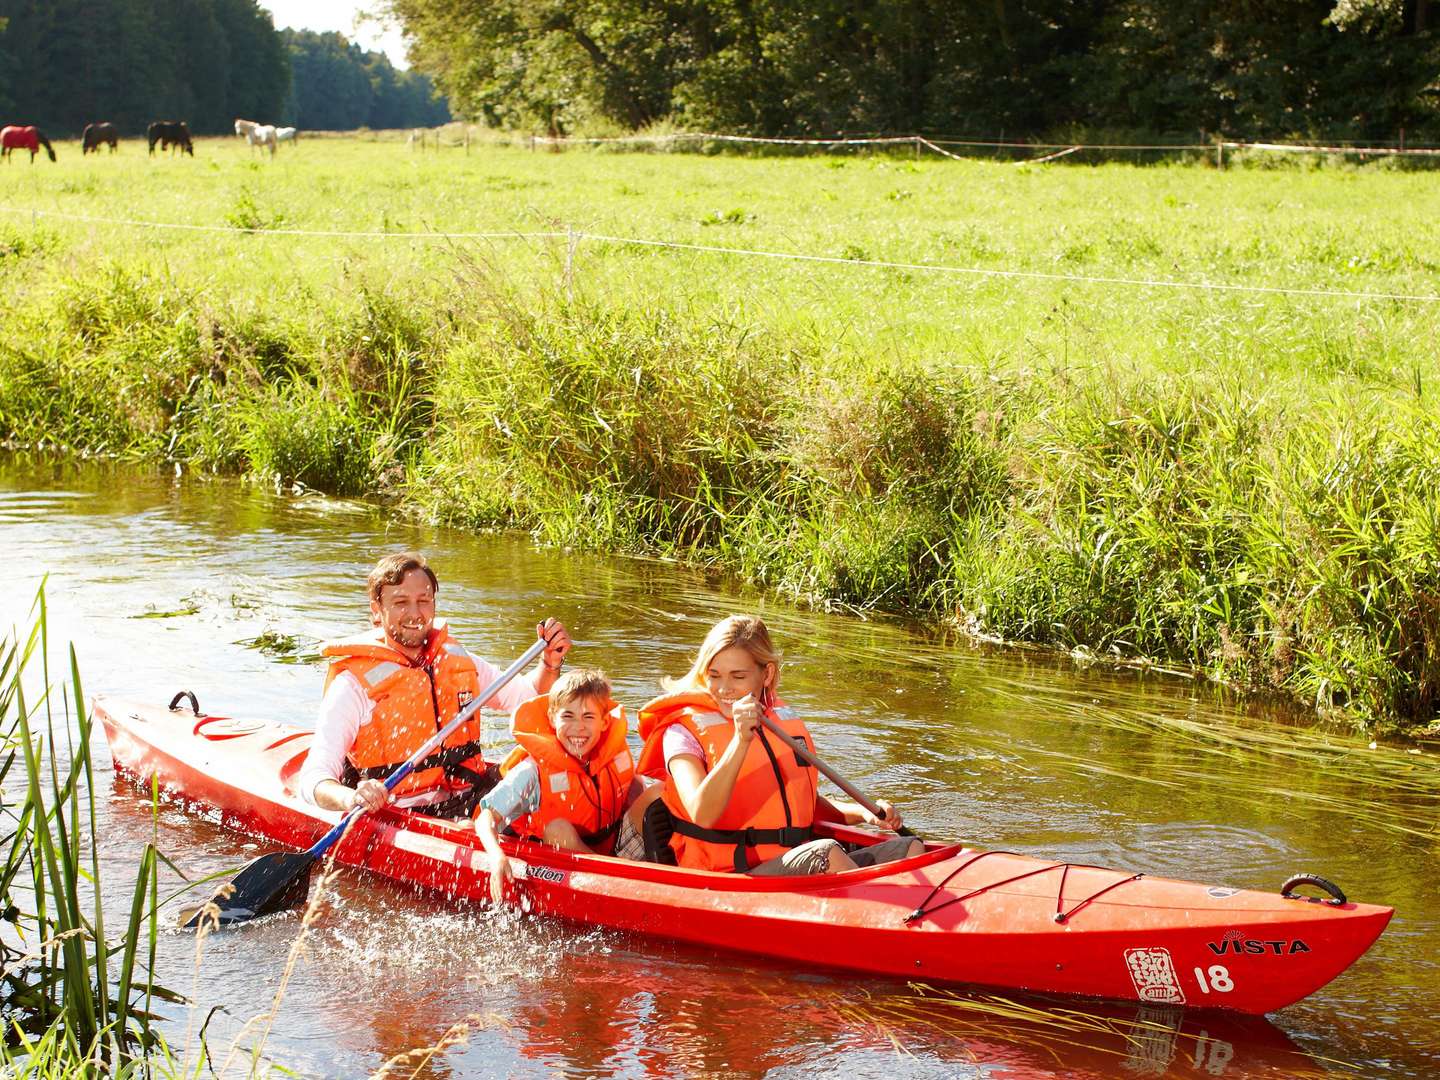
[816,794,905,831]
[668,694,762,827]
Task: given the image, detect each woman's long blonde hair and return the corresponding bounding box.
[664,615,782,695]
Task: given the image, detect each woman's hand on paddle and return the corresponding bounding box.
[731,694,762,741]
[861,799,905,832]
[350,778,388,815]
[489,854,514,904]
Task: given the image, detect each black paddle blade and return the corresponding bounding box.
[180,852,316,930]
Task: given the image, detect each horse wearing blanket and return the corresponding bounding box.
[1,126,56,162]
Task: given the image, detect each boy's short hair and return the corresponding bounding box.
[367,552,438,603]
[548,669,612,716]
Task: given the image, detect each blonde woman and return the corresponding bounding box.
[635,615,921,875]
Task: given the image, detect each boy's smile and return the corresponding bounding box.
[553,695,605,759]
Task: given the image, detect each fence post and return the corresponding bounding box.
[564,227,578,303]
[1215,138,1225,169]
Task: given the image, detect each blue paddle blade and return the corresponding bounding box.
[181,851,316,929]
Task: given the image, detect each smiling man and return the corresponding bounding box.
[299,552,571,818]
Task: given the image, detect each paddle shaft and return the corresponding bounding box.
[758,711,899,826]
[304,636,548,859]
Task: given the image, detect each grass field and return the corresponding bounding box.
[3,133,1439,731]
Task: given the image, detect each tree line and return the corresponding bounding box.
[281,29,449,131]
[0,0,449,136]
[384,0,1439,140]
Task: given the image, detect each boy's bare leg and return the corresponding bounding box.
[542,818,590,852]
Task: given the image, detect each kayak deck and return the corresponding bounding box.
[95,696,1393,1015]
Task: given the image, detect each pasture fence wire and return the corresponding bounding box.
[2,204,1438,306]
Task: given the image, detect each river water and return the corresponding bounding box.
[1,452,1435,1079]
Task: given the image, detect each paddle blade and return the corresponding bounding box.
[180,852,315,930]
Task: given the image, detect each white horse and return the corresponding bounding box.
[234,118,278,157]
[275,127,298,145]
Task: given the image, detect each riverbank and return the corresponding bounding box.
[2,137,1438,732]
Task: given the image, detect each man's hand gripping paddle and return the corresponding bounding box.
[180,637,548,929]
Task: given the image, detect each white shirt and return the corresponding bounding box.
[299,648,541,807]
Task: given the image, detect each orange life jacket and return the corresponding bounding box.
[636,690,817,873]
[322,621,485,798]
[498,694,635,854]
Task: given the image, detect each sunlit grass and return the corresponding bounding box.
[2,138,1440,730]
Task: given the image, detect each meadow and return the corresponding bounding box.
[2,133,1439,732]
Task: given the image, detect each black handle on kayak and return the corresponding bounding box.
[168,690,200,716]
[1281,873,1347,906]
[757,711,918,839]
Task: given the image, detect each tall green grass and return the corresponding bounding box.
[0,591,176,1075]
[2,139,1438,731]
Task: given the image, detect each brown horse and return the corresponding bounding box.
[82,122,119,154]
[0,126,57,162]
[147,120,193,156]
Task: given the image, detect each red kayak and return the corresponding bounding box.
[96,696,1392,1015]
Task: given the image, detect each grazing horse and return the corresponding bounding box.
[234,118,278,157]
[1,126,57,163]
[147,121,193,156]
[275,126,298,145]
[82,122,119,154]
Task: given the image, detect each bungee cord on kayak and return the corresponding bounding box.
[903,849,1144,926]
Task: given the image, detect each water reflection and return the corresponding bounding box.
[2,450,1436,1078]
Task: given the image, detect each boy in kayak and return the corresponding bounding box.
[636,615,921,874]
[475,669,655,902]
[299,551,572,819]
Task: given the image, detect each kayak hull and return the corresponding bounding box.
[96,697,1392,1015]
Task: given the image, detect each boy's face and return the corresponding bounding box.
[551,694,606,759]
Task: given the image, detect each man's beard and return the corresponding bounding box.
[388,623,429,649]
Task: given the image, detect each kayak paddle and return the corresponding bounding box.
[181,636,548,929]
[757,706,920,839]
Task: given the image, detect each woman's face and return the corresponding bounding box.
[704,645,775,718]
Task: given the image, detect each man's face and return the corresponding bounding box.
[370,568,436,655]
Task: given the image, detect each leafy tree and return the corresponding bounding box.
[0,0,290,133]
[279,28,450,130]
[382,0,1440,139]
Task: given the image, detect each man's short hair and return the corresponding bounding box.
[367,552,439,603]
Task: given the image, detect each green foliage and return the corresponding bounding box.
[280,28,450,130]
[224,187,288,231]
[385,0,1440,140]
[0,0,290,135]
[2,139,1439,731]
[0,592,177,1072]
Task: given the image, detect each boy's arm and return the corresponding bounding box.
[473,758,540,902]
[476,808,513,904]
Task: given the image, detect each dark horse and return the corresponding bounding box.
[82,121,119,154]
[1,126,57,162]
[147,120,193,156]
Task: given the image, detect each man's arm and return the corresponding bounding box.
[300,673,380,812]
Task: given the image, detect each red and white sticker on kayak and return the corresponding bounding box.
[1124,947,1186,1005]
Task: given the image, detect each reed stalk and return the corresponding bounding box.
[0,589,177,1074]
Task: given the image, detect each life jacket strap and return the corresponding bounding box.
[342,738,487,787]
[667,817,814,872]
